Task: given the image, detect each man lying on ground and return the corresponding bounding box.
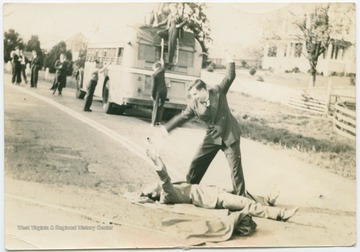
[141,138,298,222]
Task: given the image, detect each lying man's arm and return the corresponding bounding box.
[145,138,176,202]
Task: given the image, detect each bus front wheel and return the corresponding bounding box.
[163,108,181,121]
[76,76,86,99]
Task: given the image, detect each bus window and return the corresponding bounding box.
[107,48,115,63]
[86,48,91,61]
[103,49,108,60]
[138,44,155,62]
[116,48,123,65]
[99,48,103,59]
[178,50,194,67]
[110,48,116,60]
[155,47,161,61]
[117,48,123,57]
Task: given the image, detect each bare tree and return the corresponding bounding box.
[293,3,355,86]
[293,4,331,87]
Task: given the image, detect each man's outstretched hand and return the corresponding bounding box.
[149,125,169,150]
[145,137,164,170]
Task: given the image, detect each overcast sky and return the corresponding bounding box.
[3,1,292,51]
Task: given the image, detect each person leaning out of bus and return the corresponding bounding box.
[84,59,108,112]
[150,57,167,126]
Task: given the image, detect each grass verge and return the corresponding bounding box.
[236,116,356,179]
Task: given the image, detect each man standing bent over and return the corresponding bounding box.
[160,51,245,196]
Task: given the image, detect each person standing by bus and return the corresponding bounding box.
[84,60,107,112]
[52,53,68,96]
[150,57,167,126]
[156,50,246,197]
[30,50,41,88]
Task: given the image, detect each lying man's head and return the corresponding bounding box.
[140,183,161,201]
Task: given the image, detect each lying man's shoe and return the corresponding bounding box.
[279,207,298,221]
[267,190,280,206]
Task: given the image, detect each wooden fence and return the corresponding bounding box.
[285,84,356,140]
[328,85,356,116]
[287,90,327,114]
[333,102,356,140]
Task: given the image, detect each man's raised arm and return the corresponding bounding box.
[218,51,236,94]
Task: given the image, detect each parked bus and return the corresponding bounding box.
[76,26,203,117]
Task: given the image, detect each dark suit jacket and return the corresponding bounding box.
[31,57,41,71]
[54,59,69,88]
[12,54,21,69]
[151,65,167,98]
[164,62,241,146]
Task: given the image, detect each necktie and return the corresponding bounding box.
[201,99,210,108]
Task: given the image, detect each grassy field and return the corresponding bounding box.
[223,69,356,179]
[216,67,354,88]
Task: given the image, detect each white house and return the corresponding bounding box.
[65,32,88,60]
[262,38,355,76]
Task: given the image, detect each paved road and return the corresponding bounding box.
[3,73,357,249]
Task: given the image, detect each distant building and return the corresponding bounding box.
[261,3,356,76]
[262,38,355,76]
[65,32,87,60]
[207,46,262,69]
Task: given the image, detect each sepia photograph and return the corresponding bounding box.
[2,0,357,250]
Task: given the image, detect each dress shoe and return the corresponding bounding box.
[266,190,280,206]
[279,207,298,222]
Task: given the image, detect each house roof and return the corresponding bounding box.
[66,32,88,43]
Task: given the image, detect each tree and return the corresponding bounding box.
[3,29,24,62]
[74,47,87,69]
[43,41,67,73]
[25,35,44,68]
[293,4,331,87]
[182,2,212,66]
[293,3,355,86]
[262,3,355,86]
[25,35,41,53]
[148,2,212,66]
[328,3,356,43]
[65,50,74,76]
